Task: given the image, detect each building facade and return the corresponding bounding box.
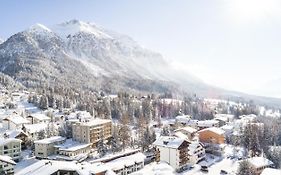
[0,138,22,162]
[0,155,16,175]
[198,127,225,144]
[72,119,112,147]
[34,136,66,158]
[153,136,192,172]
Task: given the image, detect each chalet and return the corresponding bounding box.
[27,113,50,124]
[4,130,29,149]
[248,157,274,175]
[198,127,225,144]
[174,126,198,141]
[3,116,30,130]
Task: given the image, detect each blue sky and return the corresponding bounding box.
[1,0,281,97]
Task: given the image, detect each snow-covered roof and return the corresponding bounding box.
[174,131,188,140]
[24,123,48,134]
[80,118,111,126]
[16,160,112,175]
[105,152,145,171]
[175,126,197,133]
[153,136,185,149]
[261,168,281,175]
[199,127,225,135]
[67,111,92,120]
[175,115,193,124]
[54,139,91,152]
[198,120,219,127]
[5,115,30,125]
[0,138,21,146]
[5,129,28,138]
[29,113,50,121]
[0,155,16,165]
[221,125,234,130]
[239,114,257,121]
[248,157,274,168]
[34,136,66,144]
[215,114,234,120]
[132,161,174,175]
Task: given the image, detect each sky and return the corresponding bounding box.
[1,0,281,97]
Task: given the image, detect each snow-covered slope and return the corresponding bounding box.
[49,20,168,79]
[49,20,202,87]
[0,38,4,44]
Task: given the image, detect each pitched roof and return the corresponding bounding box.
[24,123,48,133]
[153,136,185,149]
[0,138,22,146]
[6,116,30,125]
[16,160,111,175]
[175,126,197,133]
[248,157,274,168]
[0,155,16,165]
[198,127,225,135]
[29,113,50,121]
[5,129,28,138]
[34,136,65,144]
[54,139,91,152]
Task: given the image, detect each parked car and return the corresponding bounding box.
[201,165,209,172]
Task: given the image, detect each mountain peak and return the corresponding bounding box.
[28,23,52,33]
[51,19,112,39]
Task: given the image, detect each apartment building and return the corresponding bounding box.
[173,131,206,165]
[0,155,16,175]
[72,118,112,147]
[54,139,92,160]
[153,136,191,172]
[34,136,66,158]
[0,138,21,162]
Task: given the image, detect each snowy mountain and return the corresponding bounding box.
[0,38,3,44]
[1,19,281,106]
[49,20,201,84]
[0,20,188,93]
[0,23,100,91]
